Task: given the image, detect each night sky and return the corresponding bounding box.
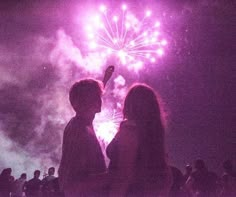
[0,0,235,177]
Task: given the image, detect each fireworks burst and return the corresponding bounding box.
[94,107,123,143]
[85,4,168,71]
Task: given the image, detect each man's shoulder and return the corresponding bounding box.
[63,118,90,144]
[65,117,79,129]
[64,117,84,134]
[26,178,37,185]
[27,178,34,183]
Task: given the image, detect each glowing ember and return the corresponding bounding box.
[84,4,168,71]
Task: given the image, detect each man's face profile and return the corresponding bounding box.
[79,92,102,121]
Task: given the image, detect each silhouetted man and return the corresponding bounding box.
[58,79,106,197]
[25,170,41,197]
[41,167,56,197]
[186,159,218,197]
[12,173,27,197]
[221,160,236,196]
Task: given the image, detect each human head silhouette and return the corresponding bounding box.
[34,170,40,179]
[223,160,233,173]
[123,83,162,122]
[1,168,12,177]
[185,164,192,174]
[122,83,167,171]
[69,79,103,122]
[48,167,55,176]
[20,173,27,179]
[194,159,206,171]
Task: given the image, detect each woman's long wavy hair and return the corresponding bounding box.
[123,84,167,171]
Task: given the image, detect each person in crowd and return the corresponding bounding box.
[169,165,185,197]
[185,159,218,197]
[11,173,27,197]
[25,170,41,197]
[106,83,172,196]
[181,164,193,197]
[41,167,56,197]
[58,79,107,197]
[51,177,64,197]
[183,164,192,183]
[0,168,13,197]
[220,160,236,196]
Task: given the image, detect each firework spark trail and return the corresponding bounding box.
[85,4,167,70]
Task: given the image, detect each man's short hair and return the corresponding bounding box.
[69,79,103,112]
[34,170,40,176]
[21,173,27,179]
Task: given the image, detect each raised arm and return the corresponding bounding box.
[102,65,115,87]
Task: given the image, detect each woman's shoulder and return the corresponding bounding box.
[120,119,137,129]
[118,120,138,143]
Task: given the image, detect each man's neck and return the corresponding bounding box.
[75,113,93,125]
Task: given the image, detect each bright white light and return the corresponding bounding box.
[161,39,167,46]
[114,75,126,86]
[125,22,131,29]
[154,31,160,36]
[145,38,149,44]
[93,15,100,23]
[113,15,118,22]
[131,61,143,71]
[100,52,106,57]
[94,109,122,144]
[118,50,127,59]
[88,33,94,39]
[155,21,161,27]
[84,4,168,71]
[121,4,127,11]
[99,5,107,13]
[113,38,118,44]
[146,10,152,17]
[146,53,151,58]
[95,121,117,143]
[157,48,164,56]
[89,42,97,49]
[106,48,112,54]
[85,25,92,32]
[150,57,156,62]
[151,37,157,43]
[99,23,105,29]
[129,40,135,46]
[143,31,148,37]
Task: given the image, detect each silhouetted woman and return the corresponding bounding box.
[106,83,171,196]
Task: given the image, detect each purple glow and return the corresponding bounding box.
[121,4,127,11]
[113,15,119,22]
[155,21,161,27]
[99,5,107,13]
[157,48,164,56]
[145,10,152,17]
[161,39,168,46]
[84,4,168,71]
[0,0,233,179]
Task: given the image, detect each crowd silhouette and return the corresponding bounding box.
[0,79,235,197]
[0,159,235,197]
[0,167,62,197]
